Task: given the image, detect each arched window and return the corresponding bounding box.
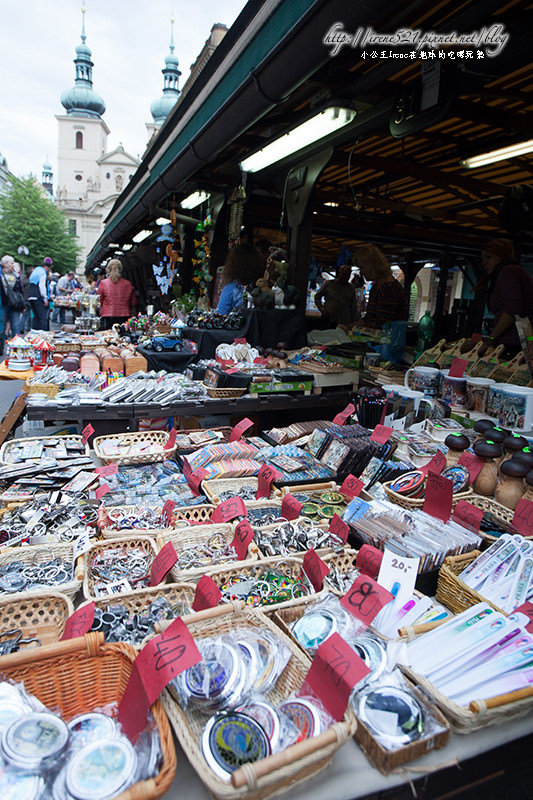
[75,131,83,149]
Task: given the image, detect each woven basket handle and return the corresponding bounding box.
[0,632,104,668]
[470,685,533,713]
[156,601,245,633]
[119,778,157,800]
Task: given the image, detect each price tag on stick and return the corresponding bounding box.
[94,483,110,500]
[210,496,247,523]
[458,452,484,484]
[118,618,201,741]
[81,423,95,446]
[452,500,484,532]
[61,602,95,641]
[423,471,453,522]
[513,499,533,536]
[356,544,383,579]
[302,549,329,592]
[304,633,371,721]
[329,514,349,544]
[149,542,178,586]
[164,428,177,450]
[341,574,393,625]
[256,463,281,500]
[421,450,446,476]
[229,417,253,442]
[94,463,118,477]
[339,474,364,499]
[193,575,222,612]
[182,459,207,497]
[281,493,303,521]
[231,519,255,560]
[448,358,469,378]
[332,403,355,426]
[370,424,393,444]
[162,500,176,525]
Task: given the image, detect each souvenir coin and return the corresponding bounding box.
[278,698,322,742]
[68,712,117,751]
[65,737,137,799]
[235,701,281,750]
[389,471,425,496]
[201,711,270,780]
[2,712,70,771]
[0,759,43,800]
[441,465,470,493]
[320,492,344,505]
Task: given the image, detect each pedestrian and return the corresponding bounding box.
[314,263,359,328]
[49,272,60,324]
[0,255,25,336]
[28,257,52,331]
[96,259,137,329]
[56,270,76,324]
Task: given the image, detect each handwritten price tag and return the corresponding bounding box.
[231,519,255,560]
[72,529,92,569]
[61,602,95,641]
[304,633,371,721]
[281,493,303,521]
[377,549,419,604]
[339,474,364,499]
[193,575,222,612]
[448,357,469,378]
[149,542,178,586]
[452,500,484,532]
[514,602,533,634]
[182,458,207,497]
[370,424,393,444]
[458,451,484,483]
[234,337,247,345]
[210,496,247,523]
[94,483,111,500]
[94,463,119,477]
[332,403,355,426]
[356,544,383,579]
[302,550,330,592]
[513,499,533,536]
[81,423,95,446]
[229,417,253,442]
[164,428,177,450]
[423,471,453,521]
[162,500,176,525]
[118,618,201,741]
[421,449,446,476]
[329,514,349,544]
[341,574,393,625]
[256,463,282,499]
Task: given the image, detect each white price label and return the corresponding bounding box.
[377,549,420,606]
[72,529,92,569]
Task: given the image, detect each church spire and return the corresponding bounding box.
[150,16,181,125]
[60,6,106,118]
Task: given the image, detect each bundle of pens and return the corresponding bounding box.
[353,387,387,429]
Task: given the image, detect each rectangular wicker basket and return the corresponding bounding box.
[161,603,355,800]
[98,503,216,538]
[435,550,506,615]
[82,535,161,600]
[0,589,74,646]
[203,477,282,505]
[93,430,177,465]
[0,542,83,601]
[0,434,90,465]
[0,632,176,799]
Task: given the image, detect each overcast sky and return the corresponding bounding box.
[0,0,247,180]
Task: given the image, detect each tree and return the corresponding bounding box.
[0,175,80,272]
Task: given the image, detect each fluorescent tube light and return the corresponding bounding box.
[156,217,171,225]
[132,229,152,243]
[180,191,209,209]
[240,106,356,173]
[122,244,133,251]
[461,139,533,169]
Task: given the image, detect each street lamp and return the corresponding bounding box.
[17,246,29,275]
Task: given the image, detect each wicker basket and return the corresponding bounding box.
[202,383,248,399]
[161,604,354,800]
[435,550,506,615]
[383,482,473,509]
[93,431,177,465]
[174,427,234,455]
[0,590,73,646]
[467,494,516,543]
[53,341,82,353]
[159,524,259,584]
[98,504,216,538]
[0,632,176,799]
[25,381,60,397]
[0,434,90,465]
[203,477,282,505]
[82,535,160,600]
[0,542,83,601]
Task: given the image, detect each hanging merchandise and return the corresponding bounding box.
[192,215,212,298]
[227,184,246,247]
[153,214,182,295]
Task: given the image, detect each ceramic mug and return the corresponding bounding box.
[486,383,513,419]
[465,377,495,414]
[440,370,467,407]
[404,366,440,397]
[382,385,430,412]
[499,386,533,431]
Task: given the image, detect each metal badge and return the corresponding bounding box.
[67,712,117,751]
[201,711,271,780]
[2,712,70,771]
[236,701,281,751]
[292,609,338,650]
[0,760,43,800]
[358,685,424,747]
[278,698,322,741]
[65,737,137,800]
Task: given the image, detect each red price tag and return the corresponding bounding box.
[193,575,222,612]
[149,542,178,586]
[234,338,247,344]
[226,367,240,375]
[341,574,393,624]
[162,500,176,525]
[229,417,253,442]
[421,449,446,476]
[471,333,483,343]
[231,519,255,560]
[304,633,371,721]
[256,463,281,499]
[458,451,484,483]
[370,424,393,444]
[448,358,469,378]
[423,471,453,521]
[452,500,484,532]
[332,403,355,426]
[94,483,110,500]
[281,493,303,521]
[329,513,349,544]
[94,463,118,477]
[514,602,533,633]
[356,544,383,579]
[182,458,207,497]
[164,428,177,450]
[210,496,247,523]
[513,499,533,536]
[118,618,201,741]
[81,423,95,446]
[216,357,234,367]
[253,357,268,365]
[302,549,330,592]
[61,602,95,641]
[339,474,364,498]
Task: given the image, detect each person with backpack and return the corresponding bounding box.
[0,255,25,336]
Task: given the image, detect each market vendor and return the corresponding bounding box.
[216,246,263,314]
[478,239,533,354]
[314,264,359,327]
[352,244,408,330]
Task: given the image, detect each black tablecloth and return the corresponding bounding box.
[136,345,197,373]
